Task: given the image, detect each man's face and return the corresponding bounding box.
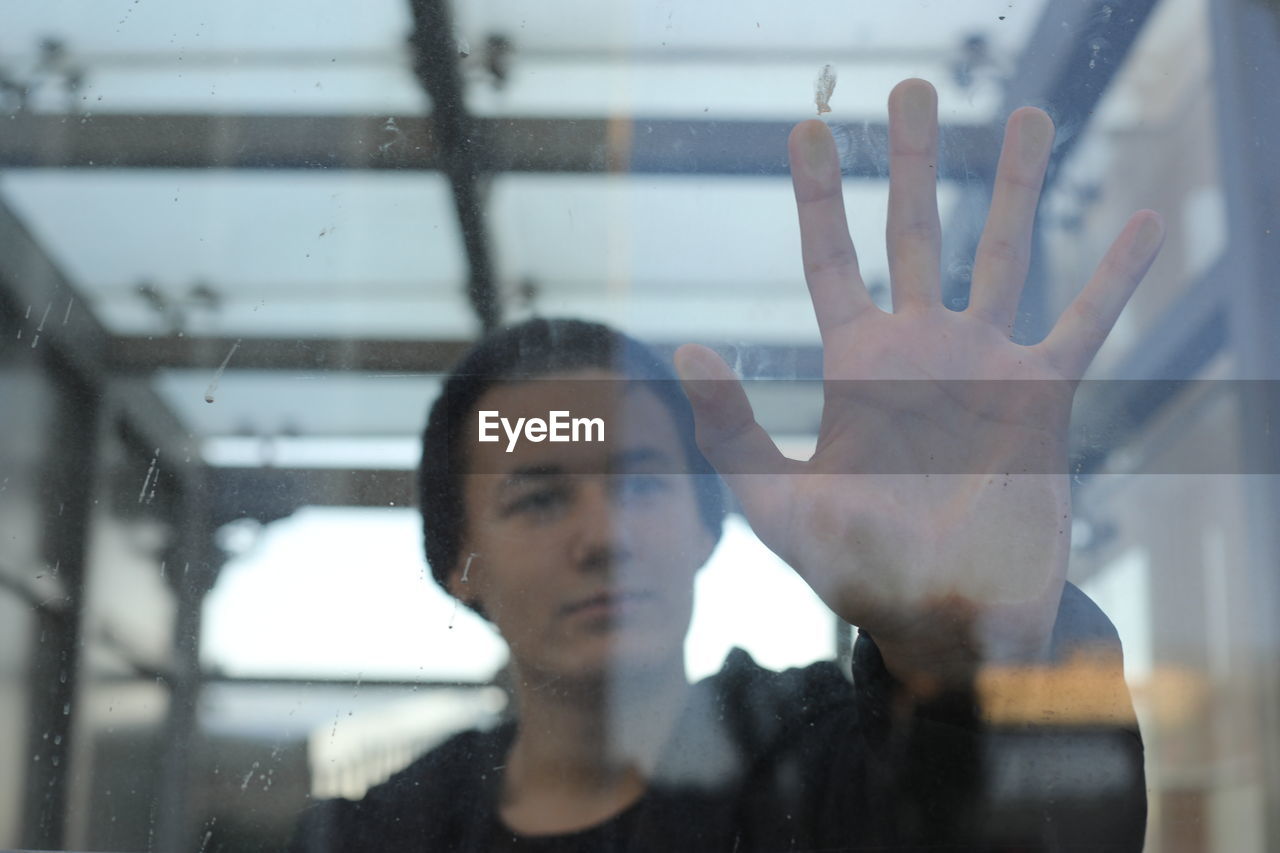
[450,370,717,685]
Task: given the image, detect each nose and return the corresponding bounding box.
[568,476,634,573]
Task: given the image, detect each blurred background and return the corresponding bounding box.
[1,0,1278,850]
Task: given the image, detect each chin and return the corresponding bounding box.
[553,631,688,686]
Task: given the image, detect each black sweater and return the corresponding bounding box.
[291,583,1146,852]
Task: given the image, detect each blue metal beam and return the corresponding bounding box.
[0,113,1000,179]
[1208,0,1280,844]
[1070,259,1229,478]
[941,0,1163,316]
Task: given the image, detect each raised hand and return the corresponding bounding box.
[674,79,1164,695]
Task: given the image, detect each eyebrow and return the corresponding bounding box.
[609,447,674,470]
[496,447,678,492]
[498,464,568,492]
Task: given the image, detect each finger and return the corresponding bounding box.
[886,78,942,311]
[967,108,1054,334]
[1037,211,1165,377]
[673,344,799,521]
[788,120,876,336]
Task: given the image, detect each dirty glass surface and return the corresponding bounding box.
[1,0,1278,850]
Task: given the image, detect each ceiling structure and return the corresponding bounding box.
[0,0,1166,506]
[18,4,1280,847]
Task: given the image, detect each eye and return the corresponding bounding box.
[614,473,668,502]
[502,486,569,520]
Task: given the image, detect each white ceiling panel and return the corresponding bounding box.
[466,60,1003,121]
[4,1,419,114]
[1,169,473,337]
[492,173,959,342]
[455,0,1047,119]
[455,0,1047,55]
[54,65,426,115]
[153,369,442,439]
[4,1,412,54]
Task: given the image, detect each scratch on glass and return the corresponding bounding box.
[205,338,241,403]
[31,302,52,348]
[138,449,159,504]
[380,116,405,153]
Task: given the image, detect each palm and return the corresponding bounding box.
[791,306,1074,670]
[675,79,1164,684]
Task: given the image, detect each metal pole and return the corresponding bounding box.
[407,0,501,332]
[19,364,100,850]
[1207,0,1280,845]
[154,469,221,852]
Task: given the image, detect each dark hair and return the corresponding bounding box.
[418,318,726,601]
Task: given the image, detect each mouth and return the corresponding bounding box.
[562,590,657,619]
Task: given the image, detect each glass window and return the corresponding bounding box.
[3,0,1278,850]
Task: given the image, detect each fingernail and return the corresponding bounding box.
[798,122,838,178]
[1128,214,1165,262]
[896,82,935,149]
[1017,111,1053,169]
[675,349,720,404]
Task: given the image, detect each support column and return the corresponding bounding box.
[154,469,221,853]
[1207,0,1280,845]
[20,364,100,851]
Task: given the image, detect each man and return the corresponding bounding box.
[293,78,1159,851]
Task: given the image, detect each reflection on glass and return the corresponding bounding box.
[1,0,1278,850]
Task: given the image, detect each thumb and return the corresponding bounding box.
[673,344,798,521]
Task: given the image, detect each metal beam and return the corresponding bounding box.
[1093,257,1228,383]
[1208,0,1280,844]
[0,201,198,469]
[108,334,472,374]
[210,467,416,524]
[0,201,111,385]
[105,257,1229,473]
[998,0,1162,149]
[0,113,1001,179]
[201,674,493,689]
[1068,256,1227,479]
[155,468,219,853]
[0,113,441,170]
[105,333,829,379]
[940,0,1162,312]
[407,0,499,331]
[19,371,99,851]
[0,45,959,70]
[0,193,202,847]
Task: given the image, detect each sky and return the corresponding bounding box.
[202,507,837,683]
